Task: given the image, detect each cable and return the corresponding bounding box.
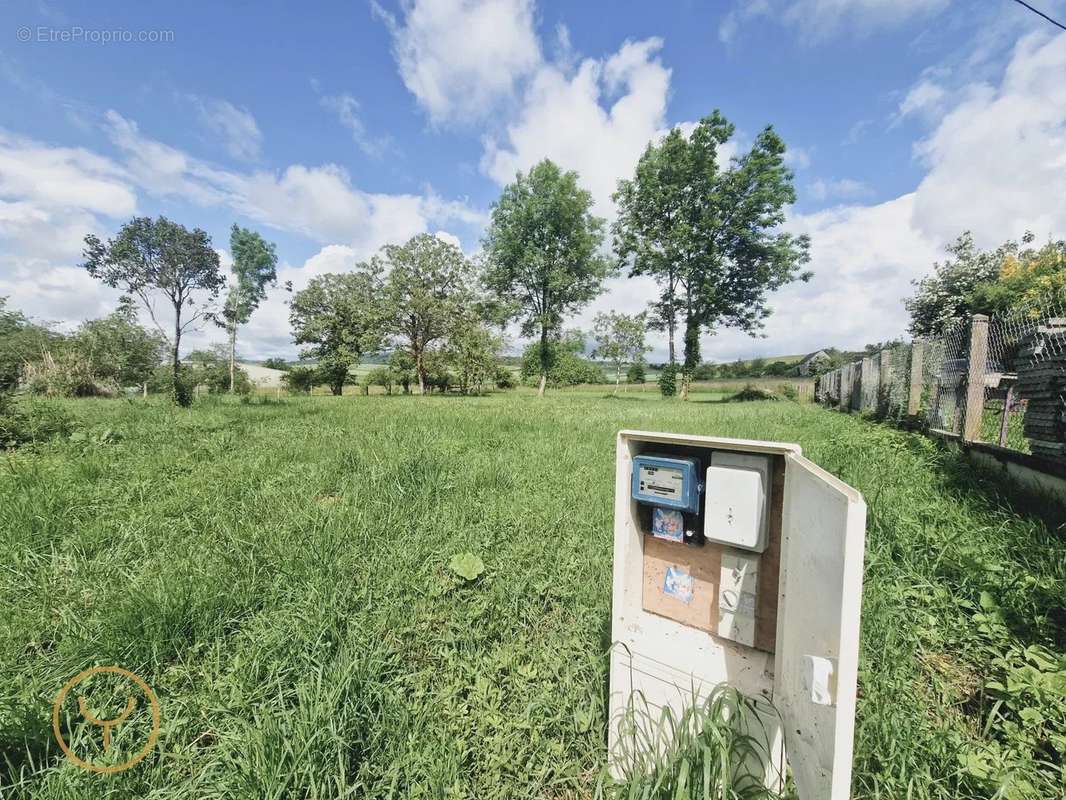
[1011,0,1066,31]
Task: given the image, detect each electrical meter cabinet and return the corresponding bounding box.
[610,430,866,800]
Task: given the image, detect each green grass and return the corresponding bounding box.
[1,393,1063,799]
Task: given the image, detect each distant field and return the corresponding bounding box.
[1,393,1061,798]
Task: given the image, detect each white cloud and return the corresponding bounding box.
[192,97,263,161]
[784,146,811,170]
[481,37,671,218]
[809,177,872,202]
[720,0,951,44]
[317,91,391,158]
[910,31,1066,247]
[375,0,541,124]
[896,78,948,122]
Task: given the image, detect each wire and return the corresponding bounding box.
[1011,0,1066,31]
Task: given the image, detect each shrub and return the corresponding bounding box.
[282,365,318,394]
[363,366,394,395]
[626,361,646,384]
[0,396,73,447]
[728,384,779,402]
[658,363,678,397]
[23,351,118,398]
[494,366,517,389]
[779,384,798,401]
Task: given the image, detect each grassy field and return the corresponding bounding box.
[1,393,1063,799]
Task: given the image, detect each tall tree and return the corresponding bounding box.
[288,267,385,396]
[221,225,278,392]
[82,216,224,405]
[0,298,60,393]
[382,233,476,394]
[483,159,611,396]
[592,311,650,393]
[614,113,811,398]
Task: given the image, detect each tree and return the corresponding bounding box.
[444,316,503,395]
[387,351,416,394]
[282,365,318,394]
[82,216,224,405]
[262,357,290,371]
[184,347,252,395]
[592,311,650,393]
[288,267,385,396]
[519,330,604,387]
[483,159,611,396]
[0,298,59,393]
[626,360,647,385]
[220,225,277,392]
[74,299,164,395]
[382,234,476,394]
[614,113,811,399]
[906,231,1066,336]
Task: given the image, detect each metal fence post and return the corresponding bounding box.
[907,340,924,416]
[962,314,990,442]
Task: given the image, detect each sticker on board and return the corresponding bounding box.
[662,565,694,603]
[651,508,684,542]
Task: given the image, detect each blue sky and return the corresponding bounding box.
[1,0,1065,361]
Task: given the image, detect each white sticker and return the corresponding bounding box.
[804,655,837,706]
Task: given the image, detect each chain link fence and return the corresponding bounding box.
[813,296,1066,462]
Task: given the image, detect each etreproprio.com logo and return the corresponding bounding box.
[17,26,175,44]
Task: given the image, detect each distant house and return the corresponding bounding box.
[793,350,831,376]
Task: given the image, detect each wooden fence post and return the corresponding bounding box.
[878,349,892,414]
[962,314,990,442]
[860,356,876,412]
[907,340,924,416]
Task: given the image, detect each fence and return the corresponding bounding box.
[814,298,1066,462]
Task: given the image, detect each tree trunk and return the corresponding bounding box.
[142,382,148,398]
[667,291,676,365]
[229,324,236,393]
[615,366,621,395]
[538,324,549,398]
[171,309,182,402]
[416,350,426,395]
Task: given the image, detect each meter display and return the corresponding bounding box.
[631,454,701,513]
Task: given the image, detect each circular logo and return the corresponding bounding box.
[52,666,160,774]
[16,26,32,42]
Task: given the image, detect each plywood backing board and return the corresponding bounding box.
[641,455,784,653]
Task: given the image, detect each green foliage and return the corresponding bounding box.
[0,297,61,393]
[613,113,811,381]
[444,317,503,395]
[447,552,485,581]
[261,357,291,371]
[225,225,278,327]
[362,366,394,394]
[520,331,605,386]
[82,216,224,403]
[592,312,649,390]
[381,233,478,392]
[657,363,678,397]
[72,300,165,390]
[728,384,779,402]
[289,267,385,395]
[282,364,318,394]
[0,395,73,447]
[184,348,252,395]
[906,231,1066,336]
[493,366,517,389]
[483,159,611,393]
[626,360,646,384]
[23,349,116,397]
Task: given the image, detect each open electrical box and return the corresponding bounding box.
[609,430,867,799]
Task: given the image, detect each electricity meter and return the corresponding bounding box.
[630,454,701,514]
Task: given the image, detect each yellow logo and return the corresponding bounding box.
[52,666,160,774]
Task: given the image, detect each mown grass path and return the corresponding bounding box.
[1,394,1062,799]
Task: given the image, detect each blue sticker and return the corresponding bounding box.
[651,507,685,542]
[663,566,694,604]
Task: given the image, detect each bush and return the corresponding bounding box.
[282,365,318,394]
[0,396,74,447]
[494,366,517,389]
[519,334,606,387]
[626,361,646,384]
[728,384,779,402]
[778,383,798,401]
[658,363,678,397]
[362,366,394,395]
[23,351,118,398]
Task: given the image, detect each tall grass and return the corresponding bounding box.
[0,394,1062,798]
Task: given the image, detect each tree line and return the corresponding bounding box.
[2,107,814,412]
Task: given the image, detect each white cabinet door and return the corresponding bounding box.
[775,453,866,800]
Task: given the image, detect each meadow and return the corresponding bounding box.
[1,392,1063,799]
